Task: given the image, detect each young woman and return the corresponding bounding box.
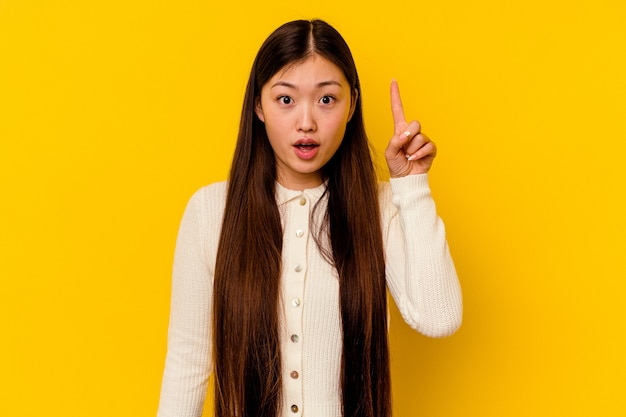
[158,19,462,417]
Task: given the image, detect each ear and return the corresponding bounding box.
[348,89,359,122]
[254,98,265,122]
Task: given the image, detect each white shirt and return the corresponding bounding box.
[157,174,462,417]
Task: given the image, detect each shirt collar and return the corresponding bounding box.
[275,181,327,205]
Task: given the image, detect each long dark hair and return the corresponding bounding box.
[213,19,390,417]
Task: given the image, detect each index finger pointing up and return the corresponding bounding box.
[390,79,407,132]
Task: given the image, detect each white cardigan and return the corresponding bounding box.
[157,174,462,417]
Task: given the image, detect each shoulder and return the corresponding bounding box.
[190,181,228,205]
[191,180,228,202]
[184,180,228,224]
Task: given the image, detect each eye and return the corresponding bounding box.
[278,96,293,105]
[320,95,335,105]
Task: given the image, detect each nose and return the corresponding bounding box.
[296,103,316,133]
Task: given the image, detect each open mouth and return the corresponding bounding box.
[294,143,319,151]
[293,140,320,160]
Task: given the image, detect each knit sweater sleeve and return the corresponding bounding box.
[157,183,225,417]
[380,174,462,337]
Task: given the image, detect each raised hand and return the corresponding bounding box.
[385,80,437,177]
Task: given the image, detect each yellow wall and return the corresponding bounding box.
[1,0,624,416]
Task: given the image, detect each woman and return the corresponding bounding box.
[158,19,462,417]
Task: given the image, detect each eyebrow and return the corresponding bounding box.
[270,80,343,89]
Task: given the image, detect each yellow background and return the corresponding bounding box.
[1,0,624,416]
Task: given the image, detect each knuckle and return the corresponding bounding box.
[410,120,421,132]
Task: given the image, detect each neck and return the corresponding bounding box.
[276,172,322,191]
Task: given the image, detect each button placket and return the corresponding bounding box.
[282,192,309,416]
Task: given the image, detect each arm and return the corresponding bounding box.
[157,187,215,417]
[382,80,462,337]
[381,175,462,337]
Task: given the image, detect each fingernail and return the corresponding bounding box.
[407,153,418,161]
[405,154,411,159]
[403,131,411,137]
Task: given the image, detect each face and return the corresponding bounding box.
[255,55,357,190]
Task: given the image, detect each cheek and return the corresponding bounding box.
[325,112,350,137]
[263,116,291,150]
[265,117,286,138]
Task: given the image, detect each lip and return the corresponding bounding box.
[293,138,319,160]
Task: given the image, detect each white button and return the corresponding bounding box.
[295,229,304,238]
[291,334,299,343]
[299,197,307,206]
[291,298,301,307]
[294,264,303,272]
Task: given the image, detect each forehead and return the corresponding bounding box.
[269,55,348,86]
